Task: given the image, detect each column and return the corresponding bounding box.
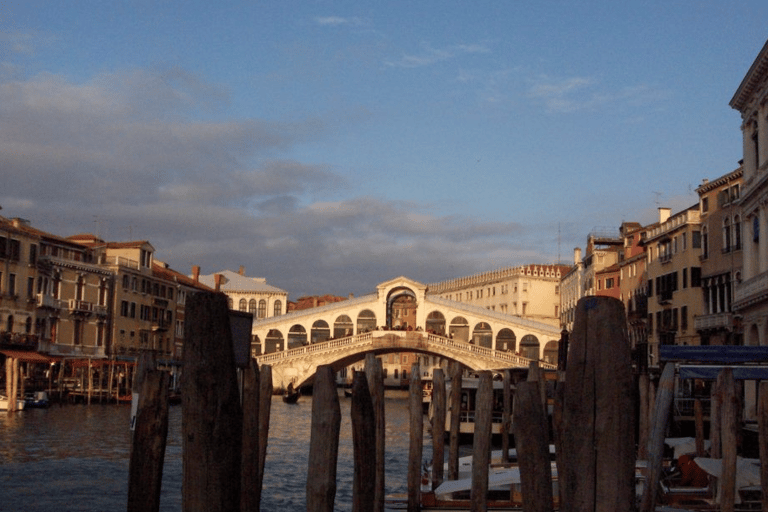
[759,205,768,275]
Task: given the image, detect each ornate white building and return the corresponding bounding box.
[195,267,288,320]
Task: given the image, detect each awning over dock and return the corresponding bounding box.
[0,349,61,364]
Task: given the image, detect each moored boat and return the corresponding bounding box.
[0,395,26,411]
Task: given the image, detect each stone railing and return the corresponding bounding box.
[694,312,733,331]
[734,270,768,308]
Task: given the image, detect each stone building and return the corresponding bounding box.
[644,205,704,365]
[694,167,744,346]
[195,267,288,320]
[427,264,569,328]
[730,39,768,349]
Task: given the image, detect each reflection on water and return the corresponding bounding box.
[0,390,429,512]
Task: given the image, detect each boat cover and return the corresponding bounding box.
[660,345,768,363]
[678,365,768,380]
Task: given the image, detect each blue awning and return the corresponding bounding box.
[660,345,768,364]
[679,365,768,380]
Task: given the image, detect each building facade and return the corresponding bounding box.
[644,206,704,365]
[730,39,768,349]
[196,268,288,321]
[694,167,744,346]
[427,264,569,328]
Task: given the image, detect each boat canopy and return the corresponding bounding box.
[660,345,768,363]
[678,365,768,380]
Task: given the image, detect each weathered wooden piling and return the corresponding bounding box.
[514,378,554,512]
[758,381,768,512]
[365,353,386,512]
[182,292,242,512]
[351,371,376,511]
[447,360,463,481]
[720,368,738,512]
[694,398,706,457]
[240,359,260,512]
[407,363,423,512]
[470,370,493,512]
[640,362,675,512]
[306,365,341,512]
[257,363,272,509]
[127,369,171,512]
[560,296,634,512]
[637,373,650,461]
[431,367,446,490]
[710,372,723,459]
[501,369,512,464]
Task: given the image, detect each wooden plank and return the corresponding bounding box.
[181,292,242,512]
[470,370,493,512]
[306,365,341,512]
[240,359,260,512]
[365,353,386,512]
[637,373,649,461]
[694,399,706,457]
[351,371,376,511]
[431,368,446,490]
[407,363,422,512]
[127,370,170,512]
[514,380,554,512]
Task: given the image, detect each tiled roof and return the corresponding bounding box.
[197,270,287,294]
[154,263,214,292]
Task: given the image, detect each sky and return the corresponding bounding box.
[2,2,767,298]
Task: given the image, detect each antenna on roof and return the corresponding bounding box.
[652,191,662,206]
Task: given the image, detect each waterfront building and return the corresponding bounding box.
[730,39,768,350]
[560,228,625,332]
[694,167,744,347]
[1,217,45,351]
[427,264,569,329]
[644,206,704,366]
[195,267,288,320]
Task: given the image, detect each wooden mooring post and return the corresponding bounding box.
[306,365,341,512]
[240,359,260,512]
[257,363,273,509]
[719,368,738,512]
[182,292,242,512]
[501,369,512,464]
[447,360,463,481]
[407,363,422,512]
[470,370,493,512]
[431,367,446,490]
[351,371,376,511]
[758,381,768,512]
[560,296,635,512]
[514,369,554,512]
[364,353,386,512]
[640,362,675,512]
[127,369,171,512]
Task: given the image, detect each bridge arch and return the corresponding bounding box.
[495,328,516,352]
[356,309,377,333]
[426,310,446,335]
[311,320,330,344]
[288,325,306,349]
[265,329,284,353]
[472,322,492,348]
[520,334,539,360]
[333,315,354,338]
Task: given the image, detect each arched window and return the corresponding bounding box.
[723,218,731,252]
[227,297,233,309]
[734,215,742,250]
[702,226,709,259]
[239,299,247,311]
[258,299,267,319]
[273,300,282,316]
[249,299,257,315]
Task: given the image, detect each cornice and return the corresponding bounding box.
[731,39,768,113]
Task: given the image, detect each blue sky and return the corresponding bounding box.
[2,2,767,298]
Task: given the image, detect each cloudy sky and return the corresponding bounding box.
[2,2,766,298]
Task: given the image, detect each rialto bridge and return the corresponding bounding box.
[253,276,560,389]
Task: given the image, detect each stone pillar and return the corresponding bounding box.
[759,205,768,274]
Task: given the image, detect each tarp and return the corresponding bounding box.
[660,345,768,363]
[0,349,60,364]
[678,365,768,380]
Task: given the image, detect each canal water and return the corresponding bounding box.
[0,390,433,511]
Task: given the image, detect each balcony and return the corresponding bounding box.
[734,271,768,310]
[68,299,93,313]
[657,290,673,305]
[37,293,64,309]
[694,312,733,331]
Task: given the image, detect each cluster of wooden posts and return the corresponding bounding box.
[127,292,768,512]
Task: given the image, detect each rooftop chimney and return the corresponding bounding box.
[239,265,245,276]
[658,207,671,224]
[573,247,582,265]
[214,274,223,292]
[192,265,200,283]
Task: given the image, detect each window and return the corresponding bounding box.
[701,197,709,213]
[274,300,282,316]
[239,299,247,311]
[682,268,688,289]
[248,299,257,314]
[258,299,267,319]
[691,267,702,287]
[29,244,37,264]
[723,219,731,252]
[130,302,136,318]
[734,216,742,249]
[8,273,16,296]
[754,216,760,243]
[605,278,614,289]
[8,239,20,261]
[140,249,152,268]
[681,306,688,331]
[122,275,130,289]
[27,277,34,299]
[121,301,129,317]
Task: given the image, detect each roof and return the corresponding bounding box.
[153,263,214,292]
[730,38,768,112]
[197,270,287,294]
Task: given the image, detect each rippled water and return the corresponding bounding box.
[0,390,431,511]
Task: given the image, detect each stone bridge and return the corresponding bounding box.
[255,329,557,390]
[251,276,561,389]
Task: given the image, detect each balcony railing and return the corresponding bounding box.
[68,299,93,313]
[694,312,733,331]
[734,271,768,309]
[37,293,65,309]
